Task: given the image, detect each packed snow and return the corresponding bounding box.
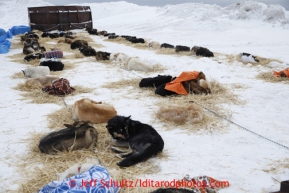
[0,0,289,192]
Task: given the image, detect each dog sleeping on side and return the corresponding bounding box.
[106,115,164,167]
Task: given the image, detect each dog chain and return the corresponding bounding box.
[62,97,73,117]
[190,101,289,150]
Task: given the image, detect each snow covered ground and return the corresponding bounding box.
[0,0,289,192]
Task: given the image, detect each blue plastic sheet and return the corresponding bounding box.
[6,30,12,39]
[0,39,11,54]
[38,165,120,193]
[8,25,30,35]
[0,28,7,42]
[0,25,30,53]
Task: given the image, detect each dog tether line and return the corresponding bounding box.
[189,101,289,150]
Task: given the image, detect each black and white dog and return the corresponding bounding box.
[106,115,164,167]
[239,52,259,63]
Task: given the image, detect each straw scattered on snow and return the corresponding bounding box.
[11,72,25,79]
[256,72,289,84]
[263,158,289,174]
[235,54,282,66]
[7,30,104,66]
[102,77,239,133]
[13,83,95,105]
[15,106,165,193]
[9,30,167,193]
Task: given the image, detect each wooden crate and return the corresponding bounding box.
[28,6,93,31]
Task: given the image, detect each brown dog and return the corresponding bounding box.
[38,122,98,154]
[72,98,117,124]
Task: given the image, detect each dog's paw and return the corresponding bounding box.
[117,159,133,167]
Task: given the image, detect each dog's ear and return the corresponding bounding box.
[22,70,25,75]
[124,115,131,124]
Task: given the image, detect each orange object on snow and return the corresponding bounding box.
[273,68,289,78]
[165,71,200,95]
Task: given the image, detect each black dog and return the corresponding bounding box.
[175,45,190,52]
[155,83,178,96]
[192,46,214,57]
[39,60,64,71]
[24,52,45,62]
[161,43,175,49]
[79,45,97,56]
[70,40,88,49]
[139,75,175,88]
[95,51,111,60]
[106,115,164,167]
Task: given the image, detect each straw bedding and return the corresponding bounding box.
[13,83,95,104]
[102,77,239,132]
[235,54,282,66]
[256,72,289,84]
[7,31,102,66]
[263,158,289,174]
[105,37,195,56]
[11,71,25,79]
[106,38,286,69]
[10,30,244,193]
[15,106,164,193]
[105,37,149,50]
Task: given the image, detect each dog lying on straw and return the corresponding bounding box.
[273,68,289,78]
[157,103,203,124]
[72,98,117,124]
[57,161,99,181]
[25,75,59,87]
[106,115,164,167]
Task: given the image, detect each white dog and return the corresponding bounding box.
[57,161,100,181]
[110,53,130,65]
[240,53,259,63]
[126,57,154,72]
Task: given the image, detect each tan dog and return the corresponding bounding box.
[199,79,211,94]
[157,103,203,124]
[72,98,117,124]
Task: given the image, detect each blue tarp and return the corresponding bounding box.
[0,25,30,54]
[8,25,30,36]
[38,165,120,193]
[0,39,11,54]
[0,28,10,54]
[0,28,7,42]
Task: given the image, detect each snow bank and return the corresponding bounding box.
[227,1,288,24]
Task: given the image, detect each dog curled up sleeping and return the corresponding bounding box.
[25,75,59,88]
[157,103,203,124]
[155,71,211,96]
[273,68,289,78]
[38,122,98,155]
[239,52,259,63]
[72,98,117,124]
[106,115,164,167]
[57,162,99,181]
